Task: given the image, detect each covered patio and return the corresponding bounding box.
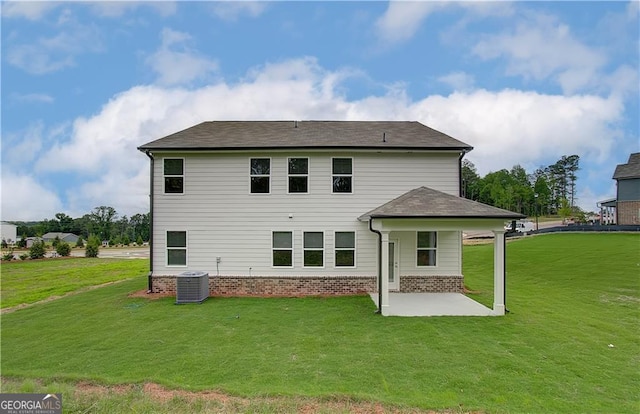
[360,186,524,317]
[369,292,493,316]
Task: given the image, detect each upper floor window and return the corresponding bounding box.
[303,231,324,267]
[164,158,184,194]
[167,231,187,266]
[288,158,309,193]
[417,231,437,266]
[332,158,352,193]
[250,158,270,193]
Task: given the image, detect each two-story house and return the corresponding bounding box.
[138,121,523,315]
[613,153,640,225]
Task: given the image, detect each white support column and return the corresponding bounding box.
[380,231,391,316]
[493,230,506,316]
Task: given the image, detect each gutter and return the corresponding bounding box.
[144,150,154,293]
[368,218,382,314]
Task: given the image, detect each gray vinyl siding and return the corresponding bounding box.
[618,178,640,201]
[151,150,461,277]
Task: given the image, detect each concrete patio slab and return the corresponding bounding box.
[369,292,494,316]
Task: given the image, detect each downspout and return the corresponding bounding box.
[504,231,508,313]
[368,218,382,314]
[458,150,466,197]
[144,150,154,293]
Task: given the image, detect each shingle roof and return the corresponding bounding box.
[613,153,640,180]
[358,187,525,220]
[138,121,473,151]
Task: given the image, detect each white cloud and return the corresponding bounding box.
[209,1,267,21]
[0,172,63,221]
[472,13,607,94]
[1,0,176,20]
[88,1,177,18]
[410,89,623,175]
[1,1,58,20]
[11,93,54,104]
[4,58,627,218]
[375,1,446,45]
[437,71,475,92]
[145,28,218,85]
[6,19,103,75]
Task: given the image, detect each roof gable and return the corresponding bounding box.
[613,152,640,180]
[138,121,473,152]
[359,187,525,220]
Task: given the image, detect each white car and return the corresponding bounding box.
[504,220,535,233]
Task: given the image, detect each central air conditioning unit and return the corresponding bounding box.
[176,271,209,304]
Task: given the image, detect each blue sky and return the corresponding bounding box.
[1,0,638,221]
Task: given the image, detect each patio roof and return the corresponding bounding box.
[359,186,525,221]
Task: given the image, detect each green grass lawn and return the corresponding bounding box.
[0,258,148,309]
[1,234,638,413]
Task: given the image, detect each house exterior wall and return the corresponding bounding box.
[1,223,17,244]
[617,201,640,225]
[617,178,640,201]
[150,150,462,294]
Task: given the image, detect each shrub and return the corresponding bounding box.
[136,235,143,246]
[56,241,71,257]
[2,250,14,261]
[17,235,27,248]
[122,235,130,246]
[85,234,100,258]
[19,253,28,261]
[52,236,60,248]
[29,241,46,259]
[75,237,84,248]
[1,239,8,249]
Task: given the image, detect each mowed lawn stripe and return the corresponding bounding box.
[1,258,148,309]
[1,234,638,413]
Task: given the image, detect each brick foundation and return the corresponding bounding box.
[151,274,463,296]
[617,200,640,225]
[151,275,376,297]
[400,275,464,293]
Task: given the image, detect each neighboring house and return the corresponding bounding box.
[138,121,523,316]
[612,153,640,225]
[1,222,17,245]
[42,232,80,244]
[25,237,43,248]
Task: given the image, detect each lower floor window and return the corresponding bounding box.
[303,231,324,267]
[167,231,187,266]
[335,231,355,267]
[273,231,293,267]
[417,231,437,266]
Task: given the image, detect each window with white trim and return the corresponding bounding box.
[288,157,308,193]
[332,158,352,193]
[417,231,437,266]
[164,158,184,194]
[335,231,355,267]
[250,158,270,193]
[167,231,187,266]
[303,231,324,267]
[272,231,293,267]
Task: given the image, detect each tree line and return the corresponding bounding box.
[462,155,583,217]
[12,206,150,245]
